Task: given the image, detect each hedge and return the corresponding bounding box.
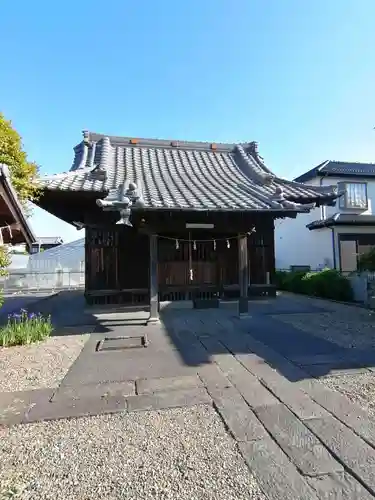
[274,268,353,302]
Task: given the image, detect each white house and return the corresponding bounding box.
[275,161,375,272]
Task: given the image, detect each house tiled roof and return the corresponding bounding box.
[38,132,338,212]
[307,213,375,230]
[295,161,375,183]
[34,237,63,245]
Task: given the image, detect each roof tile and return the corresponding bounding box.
[39,132,338,212]
[295,161,375,183]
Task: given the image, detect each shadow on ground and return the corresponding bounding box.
[12,290,375,384]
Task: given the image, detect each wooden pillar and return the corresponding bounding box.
[238,234,249,316]
[148,234,159,323]
[268,219,276,285]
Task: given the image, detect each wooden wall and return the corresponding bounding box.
[248,220,275,284]
[84,216,276,305]
[85,226,149,305]
[158,233,239,301]
[157,222,276,301]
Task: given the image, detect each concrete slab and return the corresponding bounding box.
[306,416,375,495]
[307,472,374,500]
[197,364,233,391]
[254,404,343,476]
[305,384,375,448]
[239,438,320,500]
[240,314,344,359]
[24,395,128,424]
[211,386,268,442]
[0,389,53,426]
[258,376,329,420]
[51,381,135,402]
[126,387,211,412]
[136,375,203,395]
[59,329,199,387]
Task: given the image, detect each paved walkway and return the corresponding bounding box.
[2,294,375,499]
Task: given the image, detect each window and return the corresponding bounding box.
[339,182,368,209]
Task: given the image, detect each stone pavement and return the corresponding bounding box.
[2,295,375,498]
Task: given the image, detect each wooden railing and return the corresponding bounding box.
[85,288,149,306]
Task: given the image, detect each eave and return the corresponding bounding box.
[0,164,36,247]
[307,213,375,230]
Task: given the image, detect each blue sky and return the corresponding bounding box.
[1,0,375,242]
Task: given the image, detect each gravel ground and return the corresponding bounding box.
[0,334,90,392]
[273,305,375,350]
[0,406,265,500]
[321,372,375,417]
[274,294,375,417]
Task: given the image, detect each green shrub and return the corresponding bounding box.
[0,309,53,347]
[358,247,375,272]
[275,268,353,302]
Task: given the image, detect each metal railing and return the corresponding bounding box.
[0,270,85,294]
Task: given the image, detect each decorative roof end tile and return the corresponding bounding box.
[90,164,107,181]
[235,144,275,185]
[96,180,145,222]
[82,130,90,144]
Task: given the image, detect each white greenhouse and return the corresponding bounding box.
[26,238,85,290]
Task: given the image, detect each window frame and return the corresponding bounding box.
[338,181,368,210]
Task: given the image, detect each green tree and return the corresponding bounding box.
[0,113,40,206]
[358,248,375,272]
[0,113,40,306]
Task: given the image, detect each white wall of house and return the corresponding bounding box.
[275,214,333,270]
[275,174,375,270]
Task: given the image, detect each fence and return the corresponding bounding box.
[0,270,85,294]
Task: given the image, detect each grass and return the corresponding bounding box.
[0,309,53,347]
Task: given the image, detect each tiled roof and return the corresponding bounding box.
[295,161,375,183]
[38,132,338,213]
[307,213,375,230]
[34,237,63,245]
[0,164,36,246]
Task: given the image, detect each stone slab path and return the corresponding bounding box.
[2,295,375,498]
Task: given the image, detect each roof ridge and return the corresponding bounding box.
[83,130,236,151]
[39,166,94,181]
[328,160,375,166]
[234,144,275,185]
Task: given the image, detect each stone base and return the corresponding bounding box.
[238,297,249,316]
[238,313,251,320]
[193,298,220,309]
[147,316,160,325]
[159,300,193,310]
